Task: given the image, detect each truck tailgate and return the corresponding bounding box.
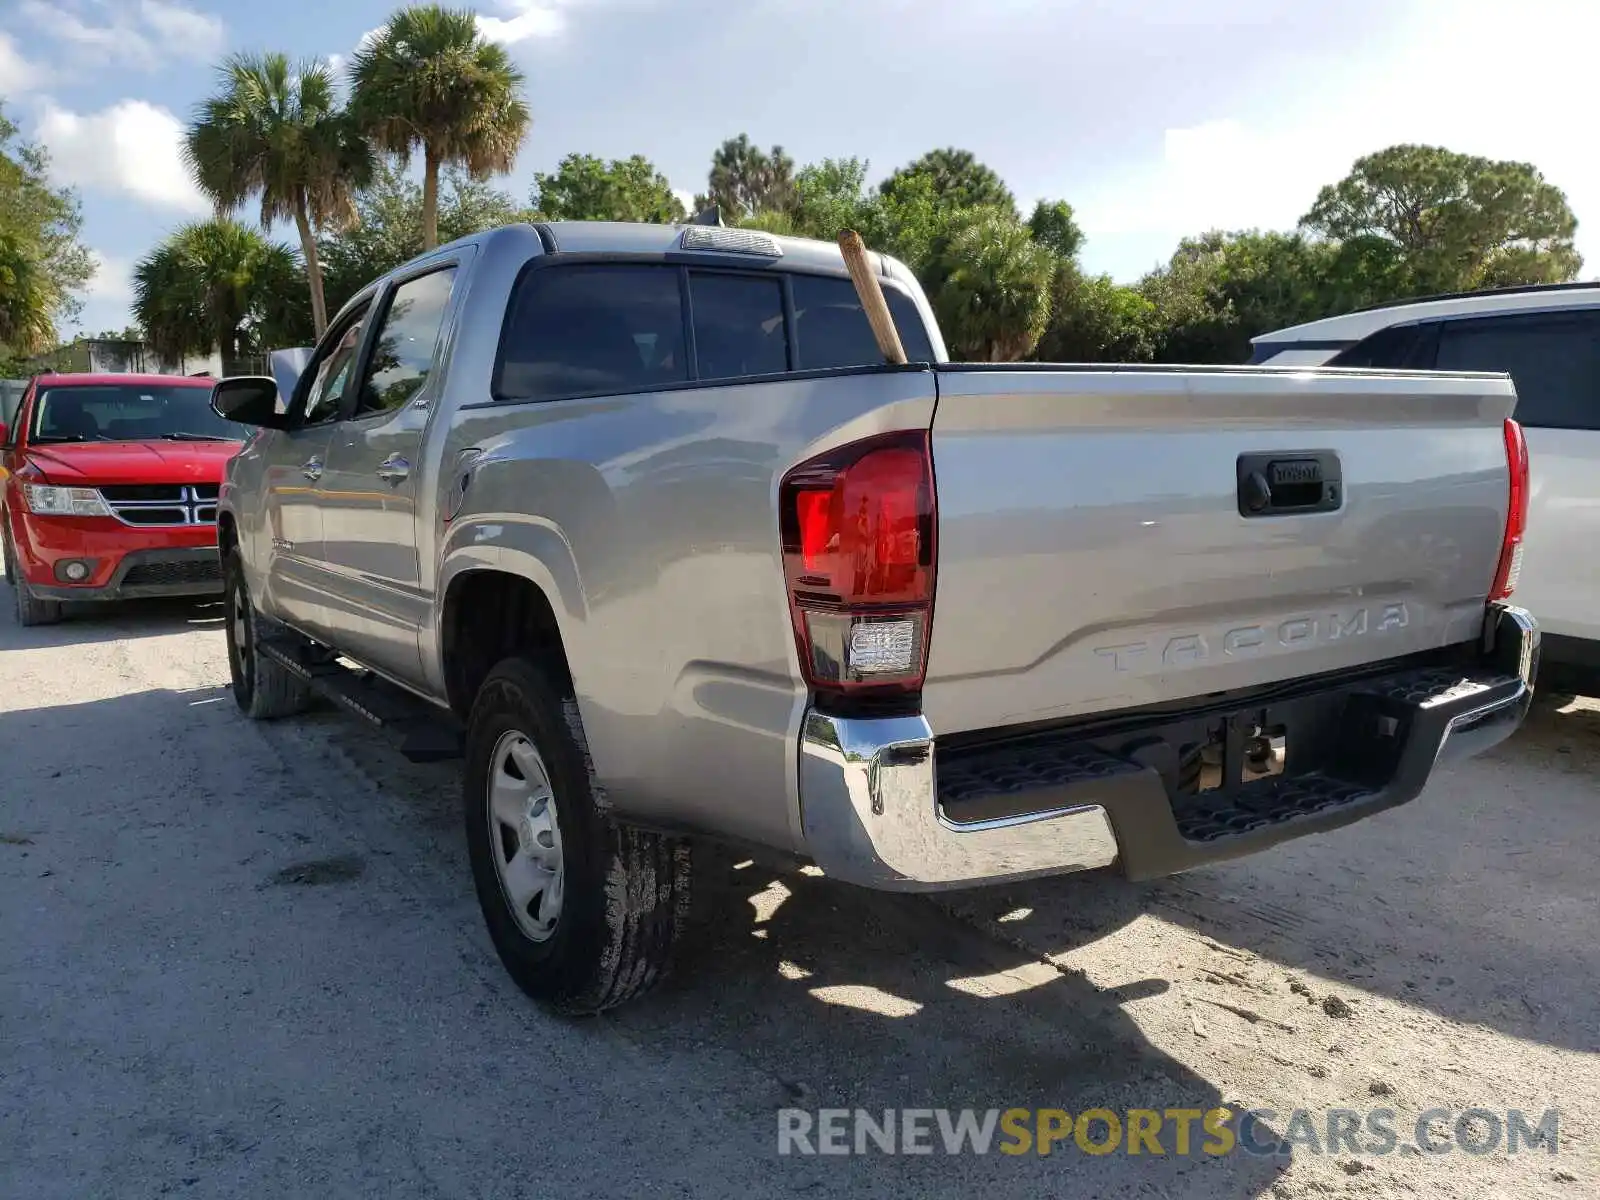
[922,365,1517,737]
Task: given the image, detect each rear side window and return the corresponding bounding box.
[1328,322,1438,369]
[497,264,687,402]
[791,275,936,368]
[1434,312,1600,430]
[690,272,788,380]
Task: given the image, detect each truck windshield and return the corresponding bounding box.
[30,384,242,444]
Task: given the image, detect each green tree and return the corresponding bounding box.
[133,220,310,366]
[1035,269,1159,363]
[0,231,58,355]
[185,52,373,337]
[701,134,795,221]
[89,325,146,341]
[1027,199,1084,261]
[880,148,1015,217]
[776,157,874,241]
[318,162,527,313]
[1301,144,1581,295]
[864,171,959,273]
[923,207,1054,361]
[0,104,95,354]
[1138,229,1345,363]
[351,4,531,251]
[531,153,685,223]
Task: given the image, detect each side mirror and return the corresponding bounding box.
[0,422,10,448]
[211,376,288,429]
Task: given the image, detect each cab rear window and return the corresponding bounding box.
[495,263,934,403]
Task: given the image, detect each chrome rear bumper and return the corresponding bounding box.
[798,711,1121,890]
[797,604,1537,891]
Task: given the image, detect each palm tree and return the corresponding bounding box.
[0,232,59,355]
[924,208,1056,362]
[703,134,795,222]
[133,220,310,370]
[350,5,531,251]
[184,52,373,336]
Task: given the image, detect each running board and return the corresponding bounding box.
[257,635,464,763]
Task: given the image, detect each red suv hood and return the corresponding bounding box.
[24,439,243,485]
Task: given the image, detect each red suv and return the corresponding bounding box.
[1,374,244,626]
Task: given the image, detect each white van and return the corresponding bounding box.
[1253,283,1600,693]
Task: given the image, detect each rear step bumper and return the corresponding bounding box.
[797,604,1537,890]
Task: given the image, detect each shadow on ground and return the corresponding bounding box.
[974,701,1600,1056]
[4,687,1289,1198]
[626,849,1288,1194]
[0,584,224,649]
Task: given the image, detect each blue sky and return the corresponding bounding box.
[2,0,1597,336]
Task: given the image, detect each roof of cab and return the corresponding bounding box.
[536,219,884,276]
[436,219,891,279]
[1251,282,1600,350]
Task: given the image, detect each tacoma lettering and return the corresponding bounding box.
[1095,604,1411,672]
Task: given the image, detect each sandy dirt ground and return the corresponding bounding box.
[2,590,1595,1199]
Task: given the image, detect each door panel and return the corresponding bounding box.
[1433,309,1600,642]
[261,300,376,640]
[1520,427,1600,639]
[259,426,333,632]
[317,264,461,685]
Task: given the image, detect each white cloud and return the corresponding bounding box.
[88,253,136,307]
[137,0,225,55]
[63,254,139,337]
[331,5,593,63]
[36,99,210,215]
[326,26,384,79]
[477,1,604,44]
[1072,0,1600,279]
[18,0,224,69]
[0,32,46,95]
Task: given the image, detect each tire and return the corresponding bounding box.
[3,531,63,627]
[223,547,313,720]
[464,657,691,1015]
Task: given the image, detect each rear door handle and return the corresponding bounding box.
[301,457,323,482]
[1237,451,1341,517]
[376,454,410,483]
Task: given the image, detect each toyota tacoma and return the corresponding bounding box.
[206,221,1539,1014]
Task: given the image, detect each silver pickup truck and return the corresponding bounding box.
[210,221,1538,1013]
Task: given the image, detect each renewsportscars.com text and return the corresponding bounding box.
[776,1107,1561,1157]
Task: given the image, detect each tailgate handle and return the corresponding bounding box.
[1237,451,1342,517]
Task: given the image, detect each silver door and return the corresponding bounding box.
[316,264,462,686]
[260,302,376,639]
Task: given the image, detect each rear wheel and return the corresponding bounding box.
[223,548,313,720]
[3,532,62,627]
[464,657,691,1014]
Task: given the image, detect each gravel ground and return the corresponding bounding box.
[1,589,1595,1199]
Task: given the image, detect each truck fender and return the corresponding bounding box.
[436,515,587,627]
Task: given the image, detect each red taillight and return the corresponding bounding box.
[1490,417,1529,602]
[780,430,936,696]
